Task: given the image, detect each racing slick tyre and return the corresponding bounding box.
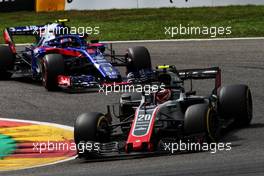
[184,103,220,142]
[126,46,152,73]
[42,54,65,91]
[74,112,110,157]
[218,84,253,127]
[0,46,14,79]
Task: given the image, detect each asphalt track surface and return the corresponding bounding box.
[1,39,264,176]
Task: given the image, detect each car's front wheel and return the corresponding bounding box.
[126,46,152,73]
[74,112,110,158]
[184,103,220,142]
[42,54,65,91]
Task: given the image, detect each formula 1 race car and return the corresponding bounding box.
[0,19,152,91]
[74,65,253,158]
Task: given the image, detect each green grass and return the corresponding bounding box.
[0,5,264,43]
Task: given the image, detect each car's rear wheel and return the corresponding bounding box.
[218,84,253,127]
[184,103,220,142]
[74,112,110,157]
[42,54,65,91]
[0,46,14,79]
[126,46,152,73]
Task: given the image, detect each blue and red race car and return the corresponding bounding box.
[0,19,152,91]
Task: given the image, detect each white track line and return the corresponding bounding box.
[0,117,76,172]
[102,37,264,43]
[12,37,264,46]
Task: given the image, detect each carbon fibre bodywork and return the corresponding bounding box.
[74,66,248,158]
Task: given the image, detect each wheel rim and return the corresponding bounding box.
[41,62,47,86]
[96,116,109,141]
[206,108,219,142]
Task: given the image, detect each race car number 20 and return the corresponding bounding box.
[138,114,151,121]
[133,112,153,136]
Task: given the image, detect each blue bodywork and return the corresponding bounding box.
[6,23,122,88]
[32,34,121,81]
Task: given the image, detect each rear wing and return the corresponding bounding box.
[3,19,70,51]
[3,25,48,53]
[5,26,44,36]
[178,67,221,90]
[4,19,69,36]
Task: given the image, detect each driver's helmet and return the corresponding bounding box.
[158,73,172,86]
[157,70,182,88]
[39,23,59,45]
[156,89,172,104]
[40,32,56,46]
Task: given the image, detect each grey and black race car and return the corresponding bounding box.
[74,65,253,158]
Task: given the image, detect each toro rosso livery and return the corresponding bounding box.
[74,65,253,158]
[0,19,152,91]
